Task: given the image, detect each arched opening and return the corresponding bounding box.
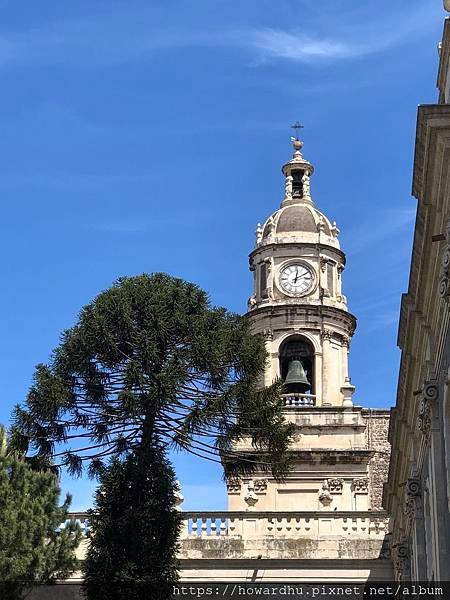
[279,335,315,395]
[291,169,305,198]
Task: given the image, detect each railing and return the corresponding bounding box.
[282,393,316,407]
[66,510,388,540]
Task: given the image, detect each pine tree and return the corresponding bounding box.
[0,426,81,600]
[83,445,180,600]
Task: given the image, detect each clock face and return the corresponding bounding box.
[279,263,314,295]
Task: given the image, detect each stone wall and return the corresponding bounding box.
[362,409,391,510]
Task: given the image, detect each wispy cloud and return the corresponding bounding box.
[249,30,359,62]
[0,2,440,69]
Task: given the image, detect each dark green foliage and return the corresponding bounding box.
[13,273,294,478]
[0,427,81,600]
[83,446,181,600]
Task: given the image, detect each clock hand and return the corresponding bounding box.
[294,268,299,284]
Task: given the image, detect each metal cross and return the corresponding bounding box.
[291,121,304,138]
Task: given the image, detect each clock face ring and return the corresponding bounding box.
[279,262,315,296]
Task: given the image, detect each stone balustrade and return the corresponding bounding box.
[180,510,388,539]
[66,510,388,540]
[282,393,316,407]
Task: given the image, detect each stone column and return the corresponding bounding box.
[321,330,333,406]
[262,329,274,387]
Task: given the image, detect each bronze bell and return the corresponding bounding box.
[284,359,310,393]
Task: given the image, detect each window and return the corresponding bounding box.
[259,263,268,298]
[327,262,335,296]
[292,169,304,197]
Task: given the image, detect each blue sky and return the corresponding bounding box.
[0,0,446,511]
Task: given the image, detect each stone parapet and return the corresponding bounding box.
[65,510,389,562]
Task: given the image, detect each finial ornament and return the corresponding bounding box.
[291,121,304,138]
[290,121,304,158]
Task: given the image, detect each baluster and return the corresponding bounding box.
[201,516,207,537]
[220,518,227,536]
[210,519,217,536]
[229,518,236,535]
[191,516,198,536]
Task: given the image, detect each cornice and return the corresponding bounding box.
[249,241,346,264]
[412,103,450,200]
[247,302,357,331]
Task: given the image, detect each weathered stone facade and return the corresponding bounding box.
[363,410,390,510]
[384,14,450,582]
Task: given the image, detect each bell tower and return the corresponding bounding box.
[248,131,356,407]
[226,131,389,517]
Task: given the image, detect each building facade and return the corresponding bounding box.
[384,16,450,582]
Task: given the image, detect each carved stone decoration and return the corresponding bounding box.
[321,329,334,342]
[392,540,410,581]
[320,257,327,273]
[247,295,257,311]
[255,223,263,245]
[253,479,268,493]
[340,334,350,348]
[331,221,340,237]
[352,478,369,493]
[226,478,241,494]
[439,275,450,299]
[403,477,421,519]
[319,479,333,506]
[423,381,438,402]
[439,219,450,301]
[317,215,326,232]
[244,480,259,510]
[284,175,293,200]
[262,328,273,341]
[417,380,438,439]
[266,216,276,241]
[301,170,311,198]
[417,397,431,437]
[403,496,415,519]
[406,478,421,497]
[328,478,344,493]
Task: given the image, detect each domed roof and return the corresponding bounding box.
[261,202,339,249]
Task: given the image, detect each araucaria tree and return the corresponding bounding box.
[0,426,81,600]
[13,273,294,596]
